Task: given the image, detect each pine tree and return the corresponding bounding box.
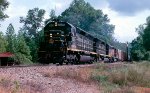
[14,31,32,64]
[0,0,9,21]
[20,8,45,62]
[45,9,57,24]
[5,23,16,53]
[0,32,7,53]
[59,0,114,42]
[20,8,45,38]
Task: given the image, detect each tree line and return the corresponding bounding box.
[131,17,150,61]
[0,0,127,64]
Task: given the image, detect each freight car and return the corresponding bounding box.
[108,46,127,62]
[38,19,126,64]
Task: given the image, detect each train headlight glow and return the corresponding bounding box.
[50,34,52,37]
[55,22,57,26]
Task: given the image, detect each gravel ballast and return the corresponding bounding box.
[0,65,100,93]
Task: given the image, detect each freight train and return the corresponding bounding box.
[38,19,127,65]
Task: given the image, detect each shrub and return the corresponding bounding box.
[14,53,32,65]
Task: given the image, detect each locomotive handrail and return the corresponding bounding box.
[67,48,82,51]
[86,51,97,55]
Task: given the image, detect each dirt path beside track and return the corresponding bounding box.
[0,64,101,93]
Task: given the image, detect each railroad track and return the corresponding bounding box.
[0,64,56,68]
[0,62,92,68]
[0,61,125,68]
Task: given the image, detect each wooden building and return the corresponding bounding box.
[0,52,14,66]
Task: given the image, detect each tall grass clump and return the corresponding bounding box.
[108,66,147,86]
[109,62,150,87]
[43,67,93,83]
[91,63,120,92]
[91,62,150,92]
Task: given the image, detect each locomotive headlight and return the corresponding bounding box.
[55,22,57,26]
[50,34,52,37]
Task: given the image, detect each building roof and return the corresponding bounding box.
[0,52,14,58]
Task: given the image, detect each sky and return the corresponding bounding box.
[0,0,150,43]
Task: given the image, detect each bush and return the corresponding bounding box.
[14,53,32,65]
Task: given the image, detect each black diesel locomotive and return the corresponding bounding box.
[38,20,126,65]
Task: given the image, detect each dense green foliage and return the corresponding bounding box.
[131,17,150,61]
[20,8,45,62]
[0,0,9,21]
[0,32,7,52]
[5,24,32,64]
[143,17,150,51]
[14,31,32,64]
[20,8,45,38]
[0,0,32,64]
[58,0,115,42]
[0,0,8,53]
[5,24,16,53]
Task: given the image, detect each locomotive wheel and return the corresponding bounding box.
[52,58,56,64]
[64,60,68,65]
[59,57,64,65]
[88,60,93,64]
[74,57,79,65]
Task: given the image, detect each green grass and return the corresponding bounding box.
[91,62,150,92]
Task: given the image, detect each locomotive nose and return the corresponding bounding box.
[48,30,65,52]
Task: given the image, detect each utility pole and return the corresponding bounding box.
[126,42,128,62]
[54,5,56,15]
